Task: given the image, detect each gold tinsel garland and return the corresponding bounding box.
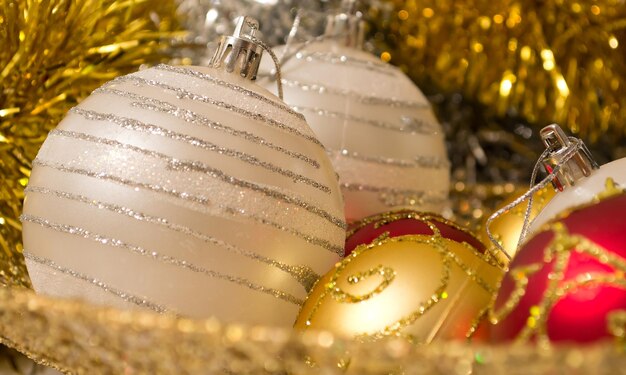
[368,0,626,143]
[0,287,622,374]
[0,0,181,287]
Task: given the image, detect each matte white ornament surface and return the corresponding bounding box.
[529,158,626,235]
[260,41,450,221]
[22,64,345,327]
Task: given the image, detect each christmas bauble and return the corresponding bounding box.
[21,62,345,326]
[260,41,450,221]
[480,185,555,259]
[490,182,626,343]
[529,158,626,234]
[294,211,505,343]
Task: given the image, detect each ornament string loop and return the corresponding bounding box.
[249,34,284,100]
[257,16,330,96]
[485,135,587,261]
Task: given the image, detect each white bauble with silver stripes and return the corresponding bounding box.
[21,64,345,326]
[260,40,450,221]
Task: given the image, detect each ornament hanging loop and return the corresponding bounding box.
[209,16,263,80]
[281,0,365,66]
[324,0,365,49]
[485,124,596,261]
[260,1,366,96]
[209,16,284,99]
[540,124,598,191]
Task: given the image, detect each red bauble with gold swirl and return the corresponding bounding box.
[490,180,626,343]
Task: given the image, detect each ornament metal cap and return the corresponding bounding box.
[324,0,365,49]
[540,123,599,191]
[209,16,263,80]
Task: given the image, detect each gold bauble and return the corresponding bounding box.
[480,185,555,259]
[295,212,505,343]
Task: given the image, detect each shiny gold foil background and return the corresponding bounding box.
[368,0,626,141]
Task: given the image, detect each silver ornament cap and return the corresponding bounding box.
[540,123,598,190]
[324,0,365,49]
[209,16,263,80]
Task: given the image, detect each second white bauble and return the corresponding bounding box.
[260,40,450,221]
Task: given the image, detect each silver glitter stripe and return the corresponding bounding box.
[31,159,344,255]
[102,75,326,149]
[280,78,430,110]
[332,149,450,169]
[62,111,330,194]
[167,160,344,228]
[90,86,320,168]
[45,131,343,228]
[295,51,394,75]
[21,214,303,305]
[153,64,304,119]
[292,105,438,135]
[23,252,169,314]
[25,185,320,291]
[221,205,344,255]
[341,182,448,196]
[341,183,449,207]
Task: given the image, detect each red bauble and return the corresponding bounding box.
[346,210,485,257]
[490,191,626,343]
